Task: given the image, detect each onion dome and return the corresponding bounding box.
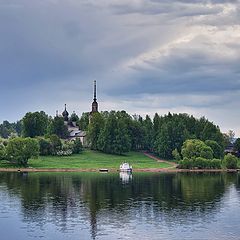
[62,104,69,121]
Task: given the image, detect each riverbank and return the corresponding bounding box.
[0,167,238,173]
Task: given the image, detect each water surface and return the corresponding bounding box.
[0,172,239,240]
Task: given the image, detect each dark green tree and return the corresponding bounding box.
[87,112,105,150]
[49,116,69,139]
[205,140,224,159]
[78,112,90,130]
[22,111,49,137]
[234,138,240,153]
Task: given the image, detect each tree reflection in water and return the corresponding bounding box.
[0,172,239,239]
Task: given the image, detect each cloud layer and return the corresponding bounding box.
[0,0,239,135]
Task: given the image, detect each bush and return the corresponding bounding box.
[49,134,62,155]
[37,137,52,156]
[72,138,83,154]
[56,150,72,156]
[205,140,224,159]
[172,148,181,161]
[0,144,6,160]
[178,157,222,169]
[223,154,238,169]
[181,139,213,160]
[6,137,39,166]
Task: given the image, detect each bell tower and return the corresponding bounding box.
[91,80,98,113]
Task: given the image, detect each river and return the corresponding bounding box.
[0,172,239,240]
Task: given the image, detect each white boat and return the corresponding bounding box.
[120,162,132,172]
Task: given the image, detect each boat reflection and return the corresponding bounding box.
[119,171,132,184]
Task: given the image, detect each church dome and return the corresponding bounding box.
[62,104,69,121]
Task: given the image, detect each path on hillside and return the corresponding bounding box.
[143,152,177,169]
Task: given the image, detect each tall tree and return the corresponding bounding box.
[48,116,69,139]
[87,112,104,150]
[22,111,49,137]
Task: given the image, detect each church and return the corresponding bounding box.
[60,81,99,145]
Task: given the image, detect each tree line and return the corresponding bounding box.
[0,110,239,164]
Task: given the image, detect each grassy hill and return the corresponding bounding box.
[0,150,172,170]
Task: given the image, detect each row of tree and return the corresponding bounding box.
[1,110,239,159]
[87,111,229,158]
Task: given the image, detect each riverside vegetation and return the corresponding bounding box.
[0,110,239,169]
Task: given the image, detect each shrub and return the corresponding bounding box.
[178,157,222,169]
[37,137,52,156]
[172,148,181,161]
[205,140,224,159]
[0,144,6,160]
[56,150,72,156]
[6,137,39,166]
[181,139,213,160]
[72,138,83,154]
[223,154,238,169]
[49,134,62,155]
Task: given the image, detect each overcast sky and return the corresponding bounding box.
[0,0,239,135]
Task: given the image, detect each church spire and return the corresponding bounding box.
[93,80,97,101]
[91,80,98,113]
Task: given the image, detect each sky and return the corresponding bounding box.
[0,0,239,135]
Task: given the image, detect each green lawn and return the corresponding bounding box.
[0,150,172,169]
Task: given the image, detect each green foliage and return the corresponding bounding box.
[205,140,224,159]
[181,139,213,160]
[87,112,105,150]
[49,134,62,155]
[6,137,39,166]
[0,143,6,160]
[178,157,222,169]
[48,116,69,139]
[234,138,240,152]
[223,154,238,169]
[37,137,52,156]
[78,112,90,130]
[97,112,131,155]
[155,121,186,159]
[0,120,22,138]
[70,112,79,122]
[72,138,83,154]
[22,111,49,137]
[172,148,181,161]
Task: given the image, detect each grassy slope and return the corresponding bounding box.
[0,150,172,169]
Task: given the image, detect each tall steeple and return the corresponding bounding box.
[91,80,98,113]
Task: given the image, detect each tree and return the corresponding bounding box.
[87,112,104,150]
[97,112,131,155]
[48,116,69,139]
[181,139,213,160]
[223,154,238,169]
[6,137,39,166]
[205,140,224,159]
[78,112,90,130]
[143,115,154,151]
[223,130,235,148]
[49,134,62,155]
[37,137,52,156]
[234,138,240,152]
[70,112,79,123]
[154,121,186,159]
[22,111,49,137]
[72,138,83,154]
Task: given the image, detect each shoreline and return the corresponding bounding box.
[0,168,239,173]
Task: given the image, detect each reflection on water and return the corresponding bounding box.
[0,172,239,240]
[119,172,132,184]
